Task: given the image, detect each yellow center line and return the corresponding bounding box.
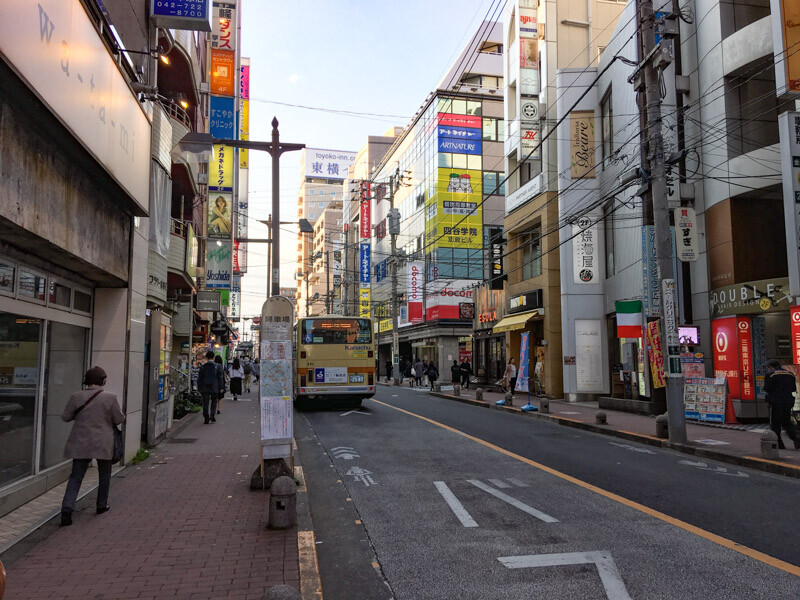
[371,398,800,577]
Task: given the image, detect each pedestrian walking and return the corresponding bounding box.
[398,358,407,384]
[427,361,439,390]
[460,359,472,389]
[385,359,393,383]
[198,351,220,424]
[414,359,424,387]
[504,358,518,396]
[243,357,253,393]
[405,359,414,386]
[214,355,227,414]
[765,359,800,450]
[450,360,461,384]
[229,358,244,401]
[59,366,124,526]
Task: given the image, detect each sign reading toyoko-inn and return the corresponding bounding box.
[304,148,357,180]
[0,0,152,213]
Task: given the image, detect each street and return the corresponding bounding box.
[296,386,800,599]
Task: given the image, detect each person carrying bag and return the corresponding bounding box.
[60,366,124,526]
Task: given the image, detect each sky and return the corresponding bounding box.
[239,0,492,318]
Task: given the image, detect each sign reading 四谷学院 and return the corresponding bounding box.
[359,288,371,318]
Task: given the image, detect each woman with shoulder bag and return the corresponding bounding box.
[60,366,124,526]
[229,358,244,401]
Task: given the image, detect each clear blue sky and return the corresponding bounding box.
[239,0,492,317]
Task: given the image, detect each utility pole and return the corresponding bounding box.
[639,0,686,443]
[266,213,272,298]
[325,242,331,315]
[388,168,402,385]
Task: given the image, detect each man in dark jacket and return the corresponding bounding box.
[764,359,800,450]
[198,350,220,424]
[460,360,472,389]
[450,360,461,384]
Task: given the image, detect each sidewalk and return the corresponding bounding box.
[410,383,800,477]
[3,388,300,600]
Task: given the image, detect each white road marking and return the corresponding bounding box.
[499,551,632,600]
[434,481,478,528]
[693,438,730,446]
[488,478,511,488]
[340,409,371,417]
[609,442,656,455]
[331,446,361,460]
[679,460,748,478]
[346,466,376,486]
[467,480,558,523]
[558,411,581,415]
[507,478,529,488]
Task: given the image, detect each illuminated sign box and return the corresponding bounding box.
[150,0,212,31]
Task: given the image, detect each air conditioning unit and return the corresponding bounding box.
[198,173,208,184]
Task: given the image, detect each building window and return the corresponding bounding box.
[605,203,616,277]
[18,269,46,303]
[49,281,71,308]
[0,259,15,295]
[308,189,315,195]
[521,227,542,279]
[600,88,613,170]
[309,213,315,220]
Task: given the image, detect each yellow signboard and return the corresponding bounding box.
[211,144,234,191]
[379,319,393,333]
[426,167,483,249]
[239,99,249,168]
[359,288,371,318]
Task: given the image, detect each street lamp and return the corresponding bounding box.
[172,118,304,297]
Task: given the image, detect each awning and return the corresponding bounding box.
[493,310,540,333]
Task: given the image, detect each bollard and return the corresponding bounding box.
[539,398,550,413]
[262,585,301,600]
[475,388,484,401]
[268,476,297,530]
[453,383,461,396]
[760,430,780,459]
[595,411,607,425]
[505,391,514,406]
[433,382,441,392]
[655,414,669,439]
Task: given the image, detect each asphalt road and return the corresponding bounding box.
[295,386,800,599]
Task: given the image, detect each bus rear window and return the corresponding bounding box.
[300,318,372,344]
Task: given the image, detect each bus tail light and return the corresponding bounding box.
[368,372,373,385]
[368,350,373,358]
[300,351,307,358]
[300,374,306,386]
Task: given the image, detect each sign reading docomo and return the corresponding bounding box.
[0,0,151,212]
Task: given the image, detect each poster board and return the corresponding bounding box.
[259,296,294,461]
[683,377,727,423]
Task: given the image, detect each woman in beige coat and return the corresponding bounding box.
[60,366,124,526]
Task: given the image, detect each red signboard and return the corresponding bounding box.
[737,317,754,400]
[791,306,800,364]
[437,113,482,129]
[646,321,665,389]
[359,200,371,239]
[712,317,740,398]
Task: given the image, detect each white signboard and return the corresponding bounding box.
[205,242,232,289]
[211,3,236,51]
[575,319,603,392]
[675,207,698,262]
[573,217,599,285]
[520,126,540,160]
[260,296,294,460]
[304,148,357,180]
[778,111,800,296]
[0,0,151,212]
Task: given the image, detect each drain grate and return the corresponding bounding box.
[167,437,199,444]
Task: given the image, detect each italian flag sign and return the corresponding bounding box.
[616,300,643,338]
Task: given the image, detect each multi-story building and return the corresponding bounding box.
[306,205,344,316]
[499,0,626,399]
[369,22,505,379]
[295,148,356,316]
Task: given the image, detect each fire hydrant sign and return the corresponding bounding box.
[259,296,294,460]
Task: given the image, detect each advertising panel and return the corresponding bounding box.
[210,49,236,95]
[240,58,250,99]
[712,317,740,398]
[520,126,540,159]
[519,6,539,95]
[359,288,371,318]
[710,277,792,317]
[641,226,660,317]
[770,0,800,96]
[208,192,233,238]
[210,144,234,191]
[675,207,698,262]
[791,306,800,365]
[438,137,482,155]
[196,290,221,312]
[239,99,249,167]
[426,168,483,250]
[572,216,599,284]
[150,0,212,30]
[0,0,152,212]
[437,126,481,140]
[516,332,530,393]
[236,170,248,273]
[407,262,423,323]
[438,113,482,129]
[359,243,371,284]
[778,112,800,296]
[426,280,474,320]
[570,111,596,179]
[360,200,371,239]
[684,378,727,423]
[205,242,232,289]
[211,3,236,51]
[738,317,755,400]
[575,319,603,392]
[304,148,357,180]
[260,297,294,461]
[210,95,236,139]
[646,321,666,389]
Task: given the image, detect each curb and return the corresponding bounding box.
[429,392,800,480]
[293,442,323,600]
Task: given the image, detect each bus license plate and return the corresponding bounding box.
[349,374,364,383]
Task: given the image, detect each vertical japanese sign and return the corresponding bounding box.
[518,6,539,96]
[210,95,235,139]
[712,317,740,398]
[210,49,235,95]
[770,0,800,96]
[229,275,241,319]
[359,288,371,318]
[675,207,698,262]
[570,111,596,179]
[239,58,250,168]
[516,332,530,393]
[791,306,800,365]
[641,226,660,317]
[646,321,665,389]
[259,296,294,461]
[210,144,234,191]
[407,262,423,323]
[360,181,371,239]
[661,278,681,375]
[737,317,755,400]
[235,173,248,273]
[211,2,236,51]
[359,243,371,284]
[572,216,598,284]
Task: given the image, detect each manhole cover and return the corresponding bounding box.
[167,438,198,444]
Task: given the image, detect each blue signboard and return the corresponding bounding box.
[438,137,482,155]
[210,96,236,139]
[150,0,211,31]
[438,126,481,141]
[516,332,530,393]
[360,243,371,284]
[375,259,387,283]
[315,368,325,383]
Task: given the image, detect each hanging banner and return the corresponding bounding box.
[235,170,248,273]
[737,317,755,400]
[211,3,236,51]
[517,332,530,393]
[208,192,232,238]
[675,207,698,262]
[426,168,483,250]
[572,216,598,284]
[641,226,660,317]
[210,144,234,191]
[791,306,800,365]
[205,241,232,289]
[407,261,423,324]
[712,317,740,398]
[210,49,235,96]
[360,200,371,239]
[359,288,371,318]
[646,321,666,389]
[359,243,371,284]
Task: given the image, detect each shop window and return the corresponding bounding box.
[40,322,88,470]
[74,290,92,314]
[0,260,14,295]
[521,227,542,279]
[49,281,71,308]
[453,154,468,169]
[466,100,482,115]
[0,312,42,487]
[18,269,46,303]
[438,153,452,168]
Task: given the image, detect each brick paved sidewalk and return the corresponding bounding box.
[420,385,800,473]
[5,388,299,600]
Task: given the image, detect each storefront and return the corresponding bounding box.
[472,285,506,384]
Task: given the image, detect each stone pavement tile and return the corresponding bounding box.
[5,388,299,599]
